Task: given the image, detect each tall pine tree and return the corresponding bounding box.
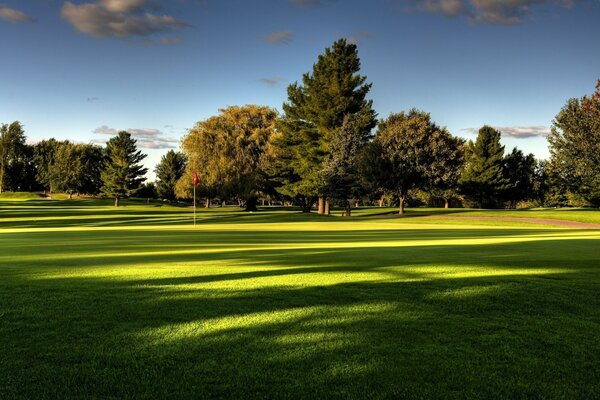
[274,38,376,213]
[459,126,509,208]
[155,150,186,202]
[101,131,147,206]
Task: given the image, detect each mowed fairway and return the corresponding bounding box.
[1,200,599,399]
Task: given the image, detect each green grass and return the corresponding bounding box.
[0,192,44,201]
[1,200,599,399]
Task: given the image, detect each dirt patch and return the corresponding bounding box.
[425,216,600,229]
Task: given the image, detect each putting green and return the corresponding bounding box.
[1,200,599,399]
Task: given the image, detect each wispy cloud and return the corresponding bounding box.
[259,77,287,87]
[416,0,574,24]
[0,6,36,23]
[346,31,372,45]
[462,126,550,138]
[61,0,189,42]
[93,125,180,149]
[262,30,294,44]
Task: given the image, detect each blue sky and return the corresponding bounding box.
[1,0,599,180]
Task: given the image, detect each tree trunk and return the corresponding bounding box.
[345,201,352,217]
[399,195,405,216]
[318,197,324,214]
[245,197,258,212]
[324,199,330,215]
[205,198,210,208]
[379,194,385,207]
[114,197,119,207]
[444,198,449,209]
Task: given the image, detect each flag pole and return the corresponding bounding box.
[193,182,196,227]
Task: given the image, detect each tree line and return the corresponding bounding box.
[1,39,598,212]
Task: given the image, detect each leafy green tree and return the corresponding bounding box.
[274,38,377,213]
[137,182,157,200]
[459,126,509,208]
[155,150,186,202]
[78,144,104,195]
[322,114,368,216]
[0,121,27,193]
[502,148,536,208]
[48,142,82,199]
[179,105,279,211]
[424,130,465,208]
[100,131,148,206]
[548,80,600,206]
[33,139,64,193]
[370,109,448,215]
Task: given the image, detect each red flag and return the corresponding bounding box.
[193,171,199,187]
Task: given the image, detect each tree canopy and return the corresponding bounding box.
[274,38,377,212]
[459,126,509,208]
[548,80,600,206]
[100,131,147,206]
[179,105,279,211]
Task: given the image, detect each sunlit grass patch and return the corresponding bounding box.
[0,202,599,398]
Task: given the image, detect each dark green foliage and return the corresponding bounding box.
[0,121,28,192]
[369,109,451,215]
[424,127,465,208]
[459,126,509,208]
[33,139,64,193]
[548,80,600,207]
[274,39,377,209]
[35,140,104,196]
[322,115,369,215]
[137,182,158,199]
[502,148,536,208]
[100,131,147,206]
[155,150,186,201]
[49,142,81,198]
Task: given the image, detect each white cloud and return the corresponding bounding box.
[259,77,287,87]
[417,0,574,24]
[462,125,550,138]
[93,126,180,149]
[262,30,294,44]
[0,6,35,23]
[60,0,189,41]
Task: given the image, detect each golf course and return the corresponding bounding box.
[1,197,599,399]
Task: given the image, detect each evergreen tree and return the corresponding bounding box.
[100,131,147,206]
[459,126,509,208]
[155,150,186,202]
[274,38,377,213]
[502,148,536,208]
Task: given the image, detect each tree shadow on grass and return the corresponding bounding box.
[1,229,600,398]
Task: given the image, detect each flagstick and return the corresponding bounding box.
[193,184,196,227]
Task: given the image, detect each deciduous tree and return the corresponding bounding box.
[548,80,600,206]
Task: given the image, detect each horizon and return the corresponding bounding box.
[2,0,599,180]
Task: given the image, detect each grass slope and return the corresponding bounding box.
[1,200,599,399]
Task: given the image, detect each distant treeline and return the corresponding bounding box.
[1,39,598,211]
